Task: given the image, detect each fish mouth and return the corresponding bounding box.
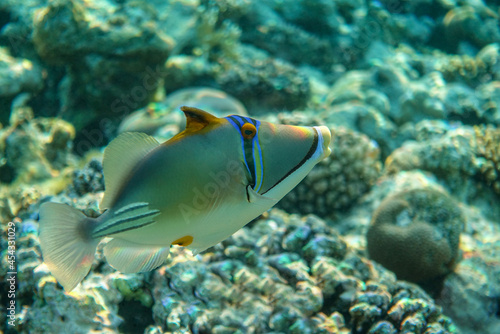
[314,126,331,160]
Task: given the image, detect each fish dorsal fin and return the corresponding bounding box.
[181,105,219,132]
[167,106,222,143]
[100,132,159,210]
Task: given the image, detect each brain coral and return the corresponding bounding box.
[279,126,382,218]
[366,188,464,284]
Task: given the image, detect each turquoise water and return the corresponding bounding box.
[1,0,499,333]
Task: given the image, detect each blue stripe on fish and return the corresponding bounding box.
[225,115,264,192]
[226,116,253,180]
[225,116,239,129]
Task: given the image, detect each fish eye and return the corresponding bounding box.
[241,123,256,139]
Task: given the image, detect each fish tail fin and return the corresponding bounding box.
[38,202,100,292]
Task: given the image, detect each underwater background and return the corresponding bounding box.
[1,0,499,333]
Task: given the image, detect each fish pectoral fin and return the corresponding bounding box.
[188,246,206,257]
[101,132,160,210]
[92,202,160,238]
[104,238,170,273]
[246,185,277,204]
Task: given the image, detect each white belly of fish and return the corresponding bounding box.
[110,192,277,255]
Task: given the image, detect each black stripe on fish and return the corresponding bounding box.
[243,136,256,188]
[227,115,258,128]
[113,202,149,215]
[92,209,160,238]
[97,219,157,236]
[262,127,319,195]
[245,184,251,202]
[245,117,258,127]
[227,115,244,126]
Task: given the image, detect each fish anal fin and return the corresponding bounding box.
[100,132,159,210]
[103,238,170,274]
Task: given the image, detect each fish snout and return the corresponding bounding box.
[315,125,331,160]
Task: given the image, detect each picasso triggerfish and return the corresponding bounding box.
[38,106,331,291]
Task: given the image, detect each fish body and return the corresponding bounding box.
[39,106,331,291]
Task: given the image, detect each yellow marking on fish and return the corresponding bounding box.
[241,122,257,139]
[168,106,224,144]
[172,235,194,247]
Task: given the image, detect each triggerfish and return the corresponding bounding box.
[39,106,331,291]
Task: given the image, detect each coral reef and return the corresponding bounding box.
[0,48,43,123]
[214,46,311,113]
[0,103,75,184]
[279,126,382,218]
[237,0,344,70]
[32,1,171,63]
[318,70,406,158]
[71,159,104,197]
[474,125,500,195]
[164,44,311,115]
[0,102,75,222]
[440,4,500,52]
[317,42,500,160]
[31,0,173,131]
[437,242,500,334]
[366,188,465,284]
[386,122,500,204]
[10,202,459,333]
[343,169,500,334]
[1,0,499,333]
